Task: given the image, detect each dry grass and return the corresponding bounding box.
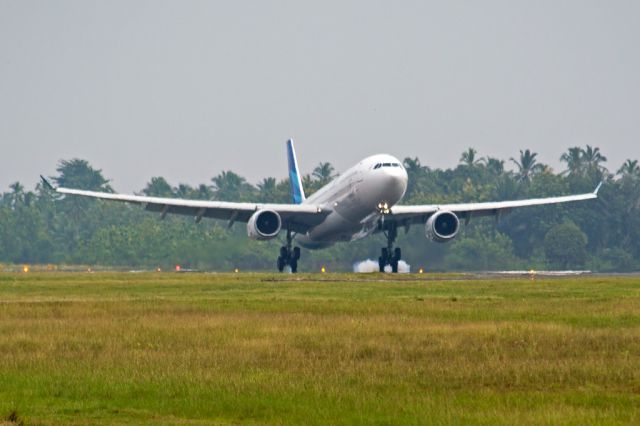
[0,272,639,424]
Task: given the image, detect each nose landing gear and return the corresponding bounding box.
[378,222,402,273]
[277,229,301,273]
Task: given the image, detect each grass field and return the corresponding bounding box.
[1,272,639,425]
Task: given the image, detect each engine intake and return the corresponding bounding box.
[247,210,282,240]
[425,211,460,242]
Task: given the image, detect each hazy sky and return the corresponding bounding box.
[1,1,639,193]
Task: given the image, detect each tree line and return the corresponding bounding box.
[1,146,639,272]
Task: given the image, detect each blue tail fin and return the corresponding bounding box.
[287,139,306,204]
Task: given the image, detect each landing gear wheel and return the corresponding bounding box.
[379,222,402,273]
[276,229,302,273]
[379,247,389,272]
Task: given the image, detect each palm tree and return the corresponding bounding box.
[312,162,336,186]
[302,174,318,195]
[560,147,584,176]
[582,145,608,175]
[510,149,543,182]
[211,170,255,201]
[9,182,24,196]
[403,157,423,174]
[403,157,427,199]
[257,177,278,202]
[484,157,505,176]
[7,182,25,208]
[459,148,483,167]
[194,184,214,200]
[143,177,174,197]
[174,183,194,198]
[617,159,640,179]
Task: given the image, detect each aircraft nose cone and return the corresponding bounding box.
[385,167,408,202]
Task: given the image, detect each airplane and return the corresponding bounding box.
[41,140,601,273]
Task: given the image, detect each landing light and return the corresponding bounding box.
[418,268,424,274]
[234,268,239,273]
[377,201,390,214]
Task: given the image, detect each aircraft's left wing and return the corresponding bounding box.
[388,183,602,225]
[41,176,328,233]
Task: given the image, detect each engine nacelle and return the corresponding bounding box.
[425,211,460,243]
[247,210,282,240]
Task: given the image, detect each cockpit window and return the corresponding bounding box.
[374,162,402,169]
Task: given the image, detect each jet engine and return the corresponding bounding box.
[425,211,460,242]
[247,210,282,240]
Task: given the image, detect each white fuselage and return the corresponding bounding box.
[296,154,408,249]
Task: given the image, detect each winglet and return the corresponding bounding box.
[40,175,56,191]
[286,139,306,204]
[594,181,603,195]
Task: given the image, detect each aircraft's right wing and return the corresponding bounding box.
[388,183,602,225]
[41,176,328,233]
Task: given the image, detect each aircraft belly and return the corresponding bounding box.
[334,191,369,222]
[300,208,367,247]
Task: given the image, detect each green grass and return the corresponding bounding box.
[1,272,639,425]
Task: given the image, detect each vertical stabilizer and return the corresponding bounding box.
[287,139,306,204]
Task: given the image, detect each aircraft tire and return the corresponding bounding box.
[290,259,298,273]
[293,246,301,260]
[391,259,399,273]
[394,247,401,260]
[277,256,285,272]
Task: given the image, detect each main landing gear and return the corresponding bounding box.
[378,222,402,273]
[277,229,301,273]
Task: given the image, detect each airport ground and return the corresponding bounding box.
[0,272,639,425]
